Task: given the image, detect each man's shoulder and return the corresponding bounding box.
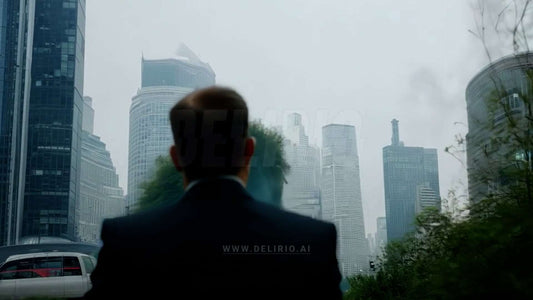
[100,196,336,243]
[101,202,179,239]
[245,200,336,237]
[246,199,329,225]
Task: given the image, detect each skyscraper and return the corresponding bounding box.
[375,217,387,257]
[466,52,533,202]
[321,124,368,276]
[383,119,440,242]
[282,113,320,218]
[78,97,125,244]
[415,185,441,215]
[127,44,215,209]
[366,233,375,256]
[0,0,86,245]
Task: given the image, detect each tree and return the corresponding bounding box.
[136,121,290,212]
[136,155,184,212]
[246,121,290,207]
[345,194,533,299]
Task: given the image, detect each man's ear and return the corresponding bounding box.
[170,145,183,172]
[244,137,255,165]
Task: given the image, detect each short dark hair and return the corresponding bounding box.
[169,86,249,181]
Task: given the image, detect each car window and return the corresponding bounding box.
[82,256,95,274]
[0,261,19,280]
[63,256,82,276]
[0,258,38,280]
[16,270,36,279]
[34,257,63,277]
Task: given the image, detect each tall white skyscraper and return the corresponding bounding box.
[282,113,320,218]
[127,44,215,209]
[321,124,368,276]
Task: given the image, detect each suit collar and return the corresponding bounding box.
[180,177,252,204]
[186,175,244,192]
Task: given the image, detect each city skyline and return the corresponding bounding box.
[83,0,493,236]
[0,1,530,297]
[0,1,512,239]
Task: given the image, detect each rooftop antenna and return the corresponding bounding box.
[391,119,400,146]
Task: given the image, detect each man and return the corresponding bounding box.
[84,87,342,299]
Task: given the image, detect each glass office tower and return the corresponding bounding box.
[0,0,86,245]
[382,119,440,242]
[465,52,533,202]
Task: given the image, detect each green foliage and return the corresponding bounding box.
[136,155,184,212]
[135,122,289,212]
[247,121,290,207]
[345,196,533,299]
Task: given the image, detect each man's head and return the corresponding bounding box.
[169,86,255,186]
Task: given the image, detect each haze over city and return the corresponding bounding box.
[82,0,509,234]
[1,0,532,298]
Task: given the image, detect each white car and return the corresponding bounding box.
[0,251,96,299]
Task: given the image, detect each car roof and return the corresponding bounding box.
[5,252,89,262]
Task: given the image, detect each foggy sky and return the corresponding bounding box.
[83,0,521,235]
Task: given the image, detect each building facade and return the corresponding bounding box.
[415,185,441,215]
[78,97,124,244]
[321,124,368,276]
[374,217,387,257]
[366,233,375,256]
[127,45,215,209]
[0,0,85,245]
[383,119,440,242]
[282,113,321,218]
[465,52,533,202]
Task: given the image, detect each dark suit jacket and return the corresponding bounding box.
[84,178,342,299]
